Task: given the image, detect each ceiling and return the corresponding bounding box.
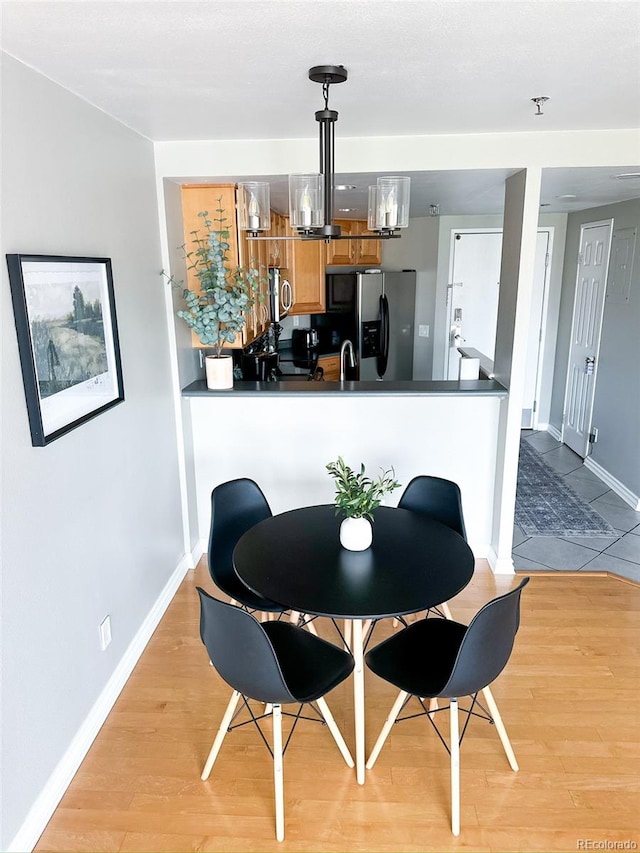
[2,0,640,216]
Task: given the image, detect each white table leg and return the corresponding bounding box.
[352,618,365,784]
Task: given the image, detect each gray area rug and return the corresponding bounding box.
[515,441,616,537]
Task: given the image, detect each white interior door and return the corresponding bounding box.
[562,219,613,458]
[445,229,552,427]
[445,231,502,380]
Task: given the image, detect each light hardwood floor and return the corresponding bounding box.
[34,560,640,852]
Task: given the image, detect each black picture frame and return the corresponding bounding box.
[6,254,125,446]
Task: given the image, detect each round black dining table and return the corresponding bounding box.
[233,504,475,783]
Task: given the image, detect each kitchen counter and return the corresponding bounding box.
[182,378,508,397]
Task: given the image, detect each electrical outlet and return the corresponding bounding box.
[418,325,430,338]
[293,316,300,327]
[99,615,112,651]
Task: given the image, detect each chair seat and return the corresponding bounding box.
[264,621,354,702]
[222,571,284,613]
[365,617,467,698]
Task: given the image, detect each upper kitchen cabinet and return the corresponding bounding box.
[266,211,290,270]
[325,220,382,267]
[353,221,382,266]
[284,217,325,314]
[325,219,358,265]
[181,184,266,347]
[238,226,270,338]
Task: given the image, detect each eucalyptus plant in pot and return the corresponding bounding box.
[326,456,401,551]
[167,205,265,389]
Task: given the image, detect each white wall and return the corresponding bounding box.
[1,56,185,850]
[189,394,503,557]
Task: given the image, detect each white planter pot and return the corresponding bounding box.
[205,355,234,390]
[339,516,373,551]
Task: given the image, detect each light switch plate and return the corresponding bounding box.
[418,325,430,338]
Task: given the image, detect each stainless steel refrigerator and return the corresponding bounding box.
[356,271,416,380]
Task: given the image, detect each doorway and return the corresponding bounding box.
[445,228,553,428]
[561,219,613,458]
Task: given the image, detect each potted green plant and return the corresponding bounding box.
[326,456,401,551]
[166,203,265,389]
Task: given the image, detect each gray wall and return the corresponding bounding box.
[550,198,640,496]
[1,56,184,848]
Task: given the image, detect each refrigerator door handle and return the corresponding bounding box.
[377,294,390,378]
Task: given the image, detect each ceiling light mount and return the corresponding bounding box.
[531,96,549,116]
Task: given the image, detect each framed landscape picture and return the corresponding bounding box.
[6,254,125,446]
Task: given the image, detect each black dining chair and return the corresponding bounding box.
[397,475,468,620]
[196,587,355,842]
[209,477,315,629]
[365,577,529,836]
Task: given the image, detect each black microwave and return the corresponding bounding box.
[326,273,356,313]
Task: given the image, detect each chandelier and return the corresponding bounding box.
[238,66,411,241]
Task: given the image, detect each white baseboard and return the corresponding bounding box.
[187,538,205,570]
[7,556,191,853]
[584,457,640,510]
[487,546,516,575]
[546,423,562,442]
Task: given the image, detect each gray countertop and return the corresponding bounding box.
[182,378,508,397]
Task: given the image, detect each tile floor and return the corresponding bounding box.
[513,430,640,583]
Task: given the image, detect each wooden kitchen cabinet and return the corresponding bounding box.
[181,184,268,347]
[325,219,382,267]
[284,217,325,314]
[238,226,270,338]
[267,211,289,270]
[317,354,340,381]
[354,221,382,266]
[325,219,358,265]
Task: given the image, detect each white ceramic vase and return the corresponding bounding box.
[339,516,373,551]
[205,355,234,390]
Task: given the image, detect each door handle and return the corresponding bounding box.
[281,279,293,311]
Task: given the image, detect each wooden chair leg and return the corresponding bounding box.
[366,689,408,769]
[482,685,519,771]
[315,696,354,767]
[440,601,453,620]
[450,698,460,836]
[428,697,438,719]
[273,704,285,842]
[343,619,352,650]
[201,690,241,780]
[305,619,318,636]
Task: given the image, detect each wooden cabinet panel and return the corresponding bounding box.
[324,219,382,267]
[317,354,340,381]
[289,239,325,313]
[267,212,289,270]
[181,184,267,348]
[325,219,357,265]
[354,221,382,266]
[284,217,325,314]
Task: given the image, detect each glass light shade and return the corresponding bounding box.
[288,174,324,230]
[367,176,411,231]
[237,182,271,232]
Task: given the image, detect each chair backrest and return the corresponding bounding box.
[439,577,530,699]
[398,476,467,541]
[197,587,296,705]
[208,478,272,596]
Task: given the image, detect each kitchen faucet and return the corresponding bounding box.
[340,339,356,381]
